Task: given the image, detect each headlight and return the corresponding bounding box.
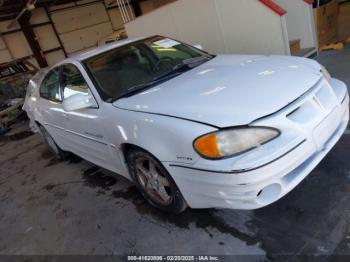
[321,66,331,82]
[193,127,280,159]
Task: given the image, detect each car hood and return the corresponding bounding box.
[114,55,322,127]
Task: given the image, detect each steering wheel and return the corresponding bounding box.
[152,57,173,72]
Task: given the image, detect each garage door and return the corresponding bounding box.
[50,2,114,55]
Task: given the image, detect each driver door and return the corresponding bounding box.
[60,63,115,170]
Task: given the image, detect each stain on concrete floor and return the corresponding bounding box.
[0,122,264,257]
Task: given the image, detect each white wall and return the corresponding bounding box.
[215,0,288,55]
[126,0,290,55]
[274,0,317,49]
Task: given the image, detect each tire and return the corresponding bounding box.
[127,149,188,214]
[39,126,70,160]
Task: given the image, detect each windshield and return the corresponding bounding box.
[84,36,214,101]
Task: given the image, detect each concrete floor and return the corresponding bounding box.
[1,46,350,260]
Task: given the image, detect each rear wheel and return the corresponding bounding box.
[127,149,187,214]
[39,126,70,160]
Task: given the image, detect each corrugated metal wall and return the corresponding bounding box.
[0,19,35,66]
[0,0,132,67]
[51,2,113,55]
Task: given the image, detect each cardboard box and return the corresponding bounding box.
[338,2,350,41]
[289,39,301,54]
[314,0,339,46]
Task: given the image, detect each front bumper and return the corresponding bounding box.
[165,78,349,209]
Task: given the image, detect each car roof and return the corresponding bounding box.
[69,36,150,62]
[40,35,159,72]
[29,36,154,83]
[30,68,49,84]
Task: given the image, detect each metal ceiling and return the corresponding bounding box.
[0,0,79,21]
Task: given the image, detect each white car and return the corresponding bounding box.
[24,36,349,213]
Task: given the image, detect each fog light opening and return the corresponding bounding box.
[257,183,282,205]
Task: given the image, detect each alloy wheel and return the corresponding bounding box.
[134,156,173,206]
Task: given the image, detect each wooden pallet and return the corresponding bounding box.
[319,36,350,51]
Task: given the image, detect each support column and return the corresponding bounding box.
[18,11,48,68]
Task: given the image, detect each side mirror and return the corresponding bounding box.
[194,44,203,50]
[63,93,97,111]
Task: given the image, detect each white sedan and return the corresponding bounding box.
[24,36,349,213]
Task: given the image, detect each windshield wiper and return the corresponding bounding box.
[113,82,157,100]
[173,56,211,71]
[113,72,183,101]
[113,56,212,101]
[151,56,211,82]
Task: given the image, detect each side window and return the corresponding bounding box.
[62,64,89,99]
[40,68,61,101]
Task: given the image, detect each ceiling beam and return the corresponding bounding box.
[0,8,24,15]
[0,15,17,21]
[0,0,84,21]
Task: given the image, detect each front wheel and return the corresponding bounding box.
[127,149,187,214]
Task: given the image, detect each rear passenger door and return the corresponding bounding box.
[60,63,117,170]
[38,67,68,149]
